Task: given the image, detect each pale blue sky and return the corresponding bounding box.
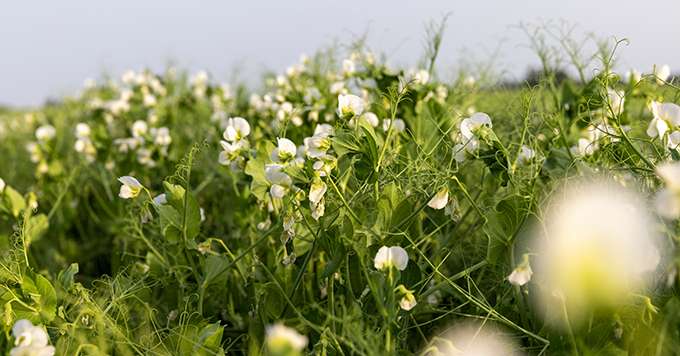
[1,1,679,106]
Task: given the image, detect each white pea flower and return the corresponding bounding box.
[153,193,167,206]
[436,85,448,101]
[303,124,334,158]
[313,124,334,137]
[653,64,671,84]
[310,197,325,221]
[223,117,251,142]
[382,118,405,133]
[143,93,157,107]
[308,177,327,205]
[265,164,292,199]
[0,178,5,193]
[647,101,680,139]
[407,68,430,85]
[330,81,346,95]
[312,155,337,177]
[121,69,136,84]
[75,123,91,138]
[11,319,55,356]
[453,143,467,163]
[414,69,430,85]
[454,113,492,158]
[396,284,418,311]
[276,102,294,122]
[361,112,380,127]
[626,69,641,85]
[654,161,680,219]
[191,70,209,86]
[668,131,680,150]
[374,246,409,271]
[400,293,417,311]
[304,135,331,159]
[337,94,365,119]
[35,125,56,142]
[265,323,308,354]
[507,254,532,286]
[271,138,297,163]
[570,138,598,157]
[647,117,670,139]
[342,58,356,75]
[460,113,492,141]
[131,120,148,138]
[153,127,172,146]
[607,88,625,116]
[118,176,143,199]
[218,140,246,166]
[137,148,155,167]
[427,188,449,210]
[74,137,96,162]
[517,145,536,165]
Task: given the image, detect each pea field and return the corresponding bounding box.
[1,24,680,355]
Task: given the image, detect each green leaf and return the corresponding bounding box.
[25,214,49,244]
[319,232,347,279]
[202,255,228,287]
[479,135,510,186]
[484,196,529,264]
[57,263,79,291]
[3,186,26,218]
[184,192,202,240]
[194,322,225,356]
[21,273,57,322]
[244,141,275,201]
[157,204,182,242]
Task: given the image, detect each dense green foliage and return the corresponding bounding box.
[1,25,680,355]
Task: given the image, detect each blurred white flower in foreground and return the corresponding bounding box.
[374,246,409,271]
[11,319,55,356]
[534,179,661,326]
[427,187,449,210]
[423,321,522,356]
[0,178,5,193]
[265,323,308,355]
[654,161,680,219]
[118,176,143,199]
[507,254,532,286]
[337,94,365,119]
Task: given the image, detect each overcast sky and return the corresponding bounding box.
[1,0,679,107]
